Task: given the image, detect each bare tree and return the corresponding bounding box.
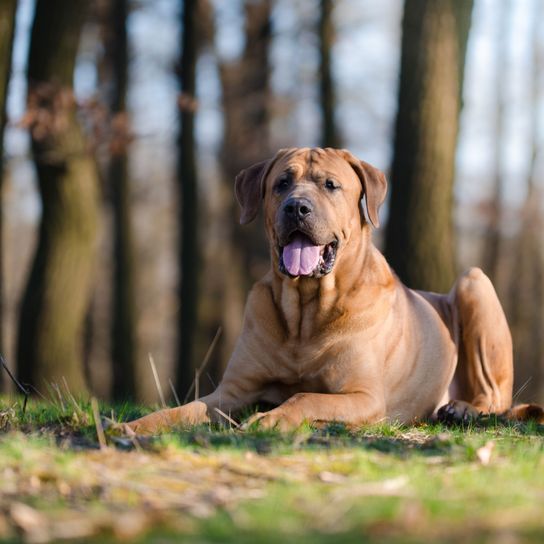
[318,0,339,148]
[17,0,99,394]
[176,0,199,398]
[484,1,511,283]
[217,0,272,378]
[0,0,17,387]
[104,0,137,400]
[385,0,474,293]
[509,0,544,403]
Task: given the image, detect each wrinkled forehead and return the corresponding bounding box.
[266,148,359,187]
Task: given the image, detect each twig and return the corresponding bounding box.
[214,407,239,428]
[25,383,48,403]
[512,377,532,402]
[91,397,107,450]
[148,354,166,408]
[51,382,66,411]
[43,381,62,411]
[130,434,142,452]
[0,354,29,414]
[206,372,217,390]
[195,369,199,401]
[168,379,181,406]
[118,421,141,450]
[183,327,222,404]
[61,376,84,415]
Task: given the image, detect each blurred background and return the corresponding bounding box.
[0,0,542,405]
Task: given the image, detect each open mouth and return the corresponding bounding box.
[278,232,338,278]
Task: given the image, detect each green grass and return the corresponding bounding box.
[0,395,543,543]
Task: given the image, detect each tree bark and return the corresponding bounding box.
[483,1,510,283]
[318,0,339,148]
[218,0,271,379]
[0,0,17,388]
[17,0,99,395]
[385,0,473,293]
[105,0,137,400]
[176,0,199,398]
[508,2,544,403]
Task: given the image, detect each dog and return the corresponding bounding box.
[127,147,543,433]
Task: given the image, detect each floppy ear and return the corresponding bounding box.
[336,149,387,228]
[234,160,269,225]
[234,148,294,225]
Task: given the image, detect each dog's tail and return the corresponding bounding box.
[504,403,544,424]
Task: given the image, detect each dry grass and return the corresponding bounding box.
[0,396,543,543]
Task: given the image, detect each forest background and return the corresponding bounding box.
[0,0,542,407]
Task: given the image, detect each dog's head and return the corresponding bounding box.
[235,147,387,279]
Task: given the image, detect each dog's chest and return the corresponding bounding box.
[270,337,344,393]
[270,278,360,391]
[278,279,340,341]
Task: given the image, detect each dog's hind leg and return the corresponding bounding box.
[438,267,513,423]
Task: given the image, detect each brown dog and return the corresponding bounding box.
[128,147,540,434]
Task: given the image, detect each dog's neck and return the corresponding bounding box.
[269,227,395,339]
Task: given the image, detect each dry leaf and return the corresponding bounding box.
[10,502,49,542]
[476,440,495,465]
[318,471,347,484]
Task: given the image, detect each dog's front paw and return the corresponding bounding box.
[242,410,301,432]
[437,400,480,425]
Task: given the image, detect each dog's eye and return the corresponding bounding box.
[325,179,338,191]
[275,176,290,193]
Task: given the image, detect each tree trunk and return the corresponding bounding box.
[0,0,17,388]
[508,2,544,403]
[509,189,544,403]
[17,0,99,395]
[483,1,510,283]
[176,0,199,398]
[105,0,137,400]
[318,0,339,148]
[218,0,271,379]
[385,0,473,293]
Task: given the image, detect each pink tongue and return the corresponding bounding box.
[283,234,323,276]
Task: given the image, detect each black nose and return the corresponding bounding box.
[283,197,313,220]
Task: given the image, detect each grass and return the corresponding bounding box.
[0,395,543,543]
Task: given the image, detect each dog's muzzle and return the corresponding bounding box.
[276,196,338,278]
[278,231,338,278]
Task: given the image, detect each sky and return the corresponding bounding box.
[3,0,543,225]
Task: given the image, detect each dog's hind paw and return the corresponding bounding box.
[505,403,544,424]
[437,400,481,425]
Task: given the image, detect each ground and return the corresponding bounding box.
[0,396,543,543]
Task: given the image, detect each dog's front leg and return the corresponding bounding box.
[125,396,213,434]
[126,379,262,435]
[244,391,386,431]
